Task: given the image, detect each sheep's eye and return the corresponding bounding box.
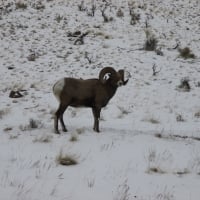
[117,80,123,86]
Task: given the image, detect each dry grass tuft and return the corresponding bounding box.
[0,108,10,119]
[178,47,195,59]
[147,167,166,174]
[155,133,163,138]
[174,169,190,176]
[56,151,78,166]
[16,1,27,9]
[69,134,78,142]
[177,78,190,92]
[144,29,158,51]
[33,134,53,143]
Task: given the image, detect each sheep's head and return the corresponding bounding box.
[118,69,130,86]
[99,67,129,87]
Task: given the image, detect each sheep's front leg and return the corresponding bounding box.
[92,107,101,132]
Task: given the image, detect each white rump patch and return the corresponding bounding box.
[53,78,65,102]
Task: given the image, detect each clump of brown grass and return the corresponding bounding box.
[144,29,158,51]
[16,1,27,9]
[147,167,166,174]
[178,47,195,59]
[56,151,78,166]
[177,78,191,92]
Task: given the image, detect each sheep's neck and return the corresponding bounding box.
[105,84,118,98]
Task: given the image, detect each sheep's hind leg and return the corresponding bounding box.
[54,114,60,134]
[54,103,68,134]
[59,104,68,132]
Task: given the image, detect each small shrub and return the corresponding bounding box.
[0,108,10,119]
[144,36,158,51]
[87,4,96,17]
[33,134,52,143]
[155,133,162,138]
[16,1,27,9]
[147,167,165,174]
[130,12,140,25]
[27,53,38,61]
[155,48,164,56]
[78,1,85,11]
[19,118,43,131]
[116,8,124,17]
[174,168,190,176]
[144,29,158,51]
[76,128,85,134]
[149,118,160,124]
[176,114,185,122]
[145,148,172,175]
[196,82,200,87]
[55,14,63,23]
[9,135,19,139]
[194,111,200,118]
[155,186,174,200]
[32,1,45,10]
[143,116,160,124]
[87,178,95,188]
[4,127,13,132]
[178,47,195,59]
[114,179,130,200]
[70,135,78,142]
[56,151,78,166]
[177,78,190,92]
[29,118,39,129]
[190,152,200,174]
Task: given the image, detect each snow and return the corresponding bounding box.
[0,0,200,199]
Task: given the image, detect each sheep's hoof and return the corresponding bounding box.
[55,130,60,134]
[62,127,68,132]
[93,128,100,133]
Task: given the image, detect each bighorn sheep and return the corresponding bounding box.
[53,67,129,134]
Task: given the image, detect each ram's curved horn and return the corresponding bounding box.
[99,67,117,84]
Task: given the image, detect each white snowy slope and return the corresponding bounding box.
[0,0,200,199]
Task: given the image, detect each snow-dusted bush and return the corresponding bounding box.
[116,8,124,18]
[114,179,130,200]
[178,47,195,59]
[33,134,53,143]
[0,108,10,119]
[69,131,79,142]
[177,78,191,92]
[19,118,43,131]
[15,1,27,9]
[145,148,173,174]
[144,29,158,51]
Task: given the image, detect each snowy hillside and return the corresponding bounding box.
[0,0,200,199]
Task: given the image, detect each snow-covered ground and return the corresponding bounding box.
[0,0,200,199]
